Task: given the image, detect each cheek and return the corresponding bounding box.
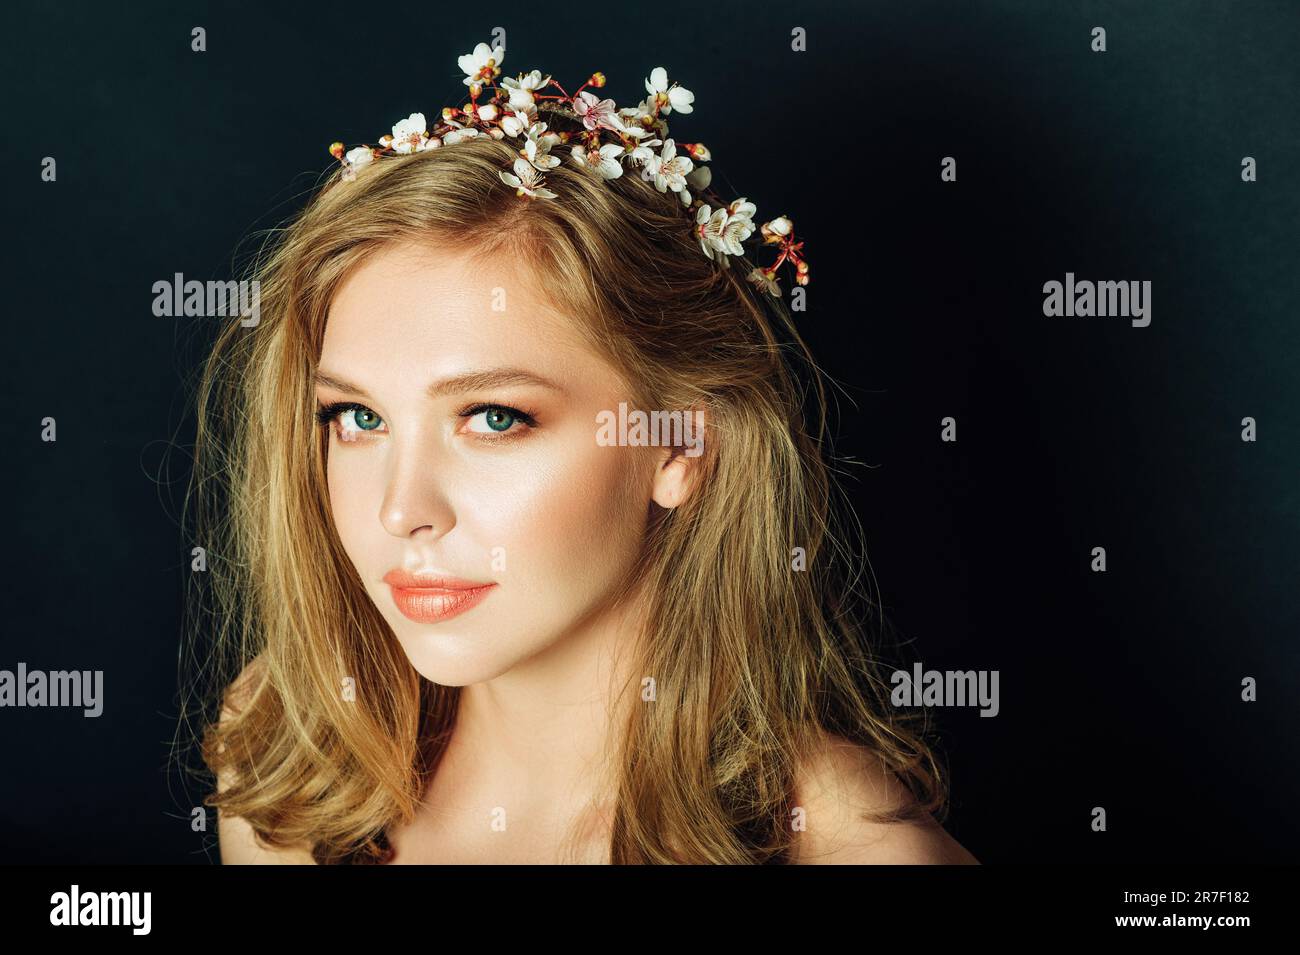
[457,433,652,585]
[325,445,379,560]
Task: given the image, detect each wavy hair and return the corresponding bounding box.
[180,107,949,864]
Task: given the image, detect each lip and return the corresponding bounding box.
[382,570,496,624]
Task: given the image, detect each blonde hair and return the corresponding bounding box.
[181,116,949,864]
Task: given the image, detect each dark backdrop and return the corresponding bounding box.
[2,0,1297,863]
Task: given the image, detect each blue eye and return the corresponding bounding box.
[467,407,516,433]
[346,408,383,431]
[314,402,387,441]
[460,403,538,438]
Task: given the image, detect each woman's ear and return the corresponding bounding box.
[650,406,708,509]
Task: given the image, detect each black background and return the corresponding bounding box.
[2,0,1297,863]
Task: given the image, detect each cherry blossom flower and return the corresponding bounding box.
[625,136,663,166]
[694,205,729,260]
[500,105,537,138]
[642,138,694,203]
[761,216,793,243]
[339,146,375,181]
[644,67,694,114]
[726,197,757,226]
[390,113,429,154]
[618,97,667,138]
[501,70,552,108]
[344,146,374,166]
[694,201,755,265]
[441,122,481,146]
[573,90,626,133]
[571,142,626,179]
[498,156,558,199]
[521,122,562,170]
[459,42,505,88]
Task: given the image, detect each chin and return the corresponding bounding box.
[389,627,518,687]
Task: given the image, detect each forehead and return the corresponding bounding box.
[322,239,602,388]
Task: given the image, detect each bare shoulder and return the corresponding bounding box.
[214,660,316,865]
[791,731,979,865]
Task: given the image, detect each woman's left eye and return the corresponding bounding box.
[461,404,537,437]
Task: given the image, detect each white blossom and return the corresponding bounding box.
[459,42,505,87]
[694,201,756,265]
[498,156,558,199]
[761,216,793,243]
[644,67,694,114]
[390,113,429,154]
[571,142,625,179]
[501,106,537,138]
[344,146,374,167]
[340,146,374,181]
[501,70,551,108]
[441,123,481,146]
[642,138,694,198]
[521,122,562,170]
[625,137,662,166]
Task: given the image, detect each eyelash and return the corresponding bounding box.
[313,401,539,443]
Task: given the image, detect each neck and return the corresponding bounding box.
[438,579,649,824]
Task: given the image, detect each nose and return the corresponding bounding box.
[378,438,456,540]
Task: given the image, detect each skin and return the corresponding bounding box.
[217,238,979,864]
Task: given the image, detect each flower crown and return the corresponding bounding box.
[327,42,808,297]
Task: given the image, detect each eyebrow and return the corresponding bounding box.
[314,367,566,399]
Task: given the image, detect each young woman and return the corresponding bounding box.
[187,48,977,864]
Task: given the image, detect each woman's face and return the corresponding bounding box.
[316,240,658,686]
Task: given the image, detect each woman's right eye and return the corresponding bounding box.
[314,402,388,442]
